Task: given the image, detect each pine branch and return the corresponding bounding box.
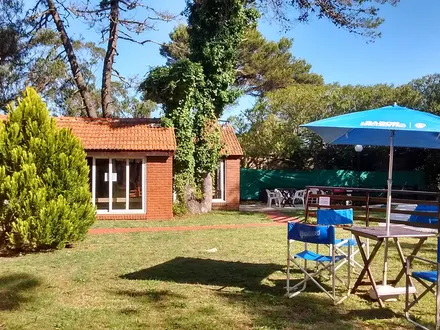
[111,68,130,87]
[118,35,165,46]
[68,6,108,16]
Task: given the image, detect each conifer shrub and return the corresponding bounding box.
[0,88,95,251]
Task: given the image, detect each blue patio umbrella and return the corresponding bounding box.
[301,104,440,290]
[301,104,440,149]
[302,104,440,232]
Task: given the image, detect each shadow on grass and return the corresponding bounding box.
[116,289,185,302]
[120,258,411,329]
[345,307,399,320]
[115,289,188,317]
[218,289,405,329]
[0,273,40,311]
[121,257,284,293]
[219,290,409,329]
[0,249,57,258]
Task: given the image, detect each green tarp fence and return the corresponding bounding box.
[240,168,426,200]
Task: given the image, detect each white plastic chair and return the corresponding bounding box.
[308,188,323,204]
[293,189,306,206]
[266,189,280,207]
[274,189,285,206]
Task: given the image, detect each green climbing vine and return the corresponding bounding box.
[140,0,258,213]
[140,59,205,207]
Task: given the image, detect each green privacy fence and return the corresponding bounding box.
[240,168,426,200]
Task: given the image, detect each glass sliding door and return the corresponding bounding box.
[112,159,127,210]
[129,159,143,210]
[213,160,225,201]
[95,158,110,210]
[91,157,145,214]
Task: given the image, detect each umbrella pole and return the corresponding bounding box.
[383,131,395,287]
[436,236,440,330]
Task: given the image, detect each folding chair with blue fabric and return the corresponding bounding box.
[405,236,440,330]
[286,222,351,304]
[317,209,363,273]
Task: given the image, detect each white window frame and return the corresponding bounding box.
[91,156,146,214]
[213,159,226,202]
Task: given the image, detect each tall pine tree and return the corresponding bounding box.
[141,0,258,214]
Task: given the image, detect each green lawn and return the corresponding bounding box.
[0,211,436,329]
[91,211,270,229]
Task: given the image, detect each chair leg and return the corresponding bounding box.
[332,246,336,302]
[288,260,333,298]
[346,248,364,272]
[347,240,351,293]
[405,259,434,330]
[286,246,290,296]
[334,244,363,274]
[287,275,308,297]
[288,258,350,304]
[406,279,432,330]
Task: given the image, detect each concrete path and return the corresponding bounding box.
[239,203,304,213]
[264,211,300,223]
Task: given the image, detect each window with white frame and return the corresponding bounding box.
[213,159,225,201]
[89,157,146,214]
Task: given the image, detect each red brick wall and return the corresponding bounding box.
[213,157,241,211]
[96,155,173,220]
[145,156,173,219]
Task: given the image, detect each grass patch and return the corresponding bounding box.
[91,211,270,229]
[0,211,436,329]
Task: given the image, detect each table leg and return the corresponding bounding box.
[352,236,385,308]
[394,237,427,285]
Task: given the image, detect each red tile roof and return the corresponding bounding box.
[220,123,243,156]
[0,115,242,156]
[54,117,176,152]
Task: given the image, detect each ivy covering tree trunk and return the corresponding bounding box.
[0,88,96,251]
[141,0,258,214]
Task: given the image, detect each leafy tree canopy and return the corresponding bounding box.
[254,0,400,40]
[410,74,440,115]
[160,24,323,97]
[237,29,323,96]
[141,0,258,213]
[237,83,423,169]
[0,0,157,117]
[0,0,26,108]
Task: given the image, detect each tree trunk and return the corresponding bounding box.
[101,0,119,118]
[46,0,98,118]
[201,173,213,212]
[185,173,213,214]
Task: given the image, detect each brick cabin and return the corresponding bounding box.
[51,117,243,219]
[212,124,243,211]
[56,117,176,220]
[0,115,242,219]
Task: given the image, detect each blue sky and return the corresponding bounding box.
[67,0,440,118]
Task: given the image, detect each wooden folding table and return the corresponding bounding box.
[344,226,435,307]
